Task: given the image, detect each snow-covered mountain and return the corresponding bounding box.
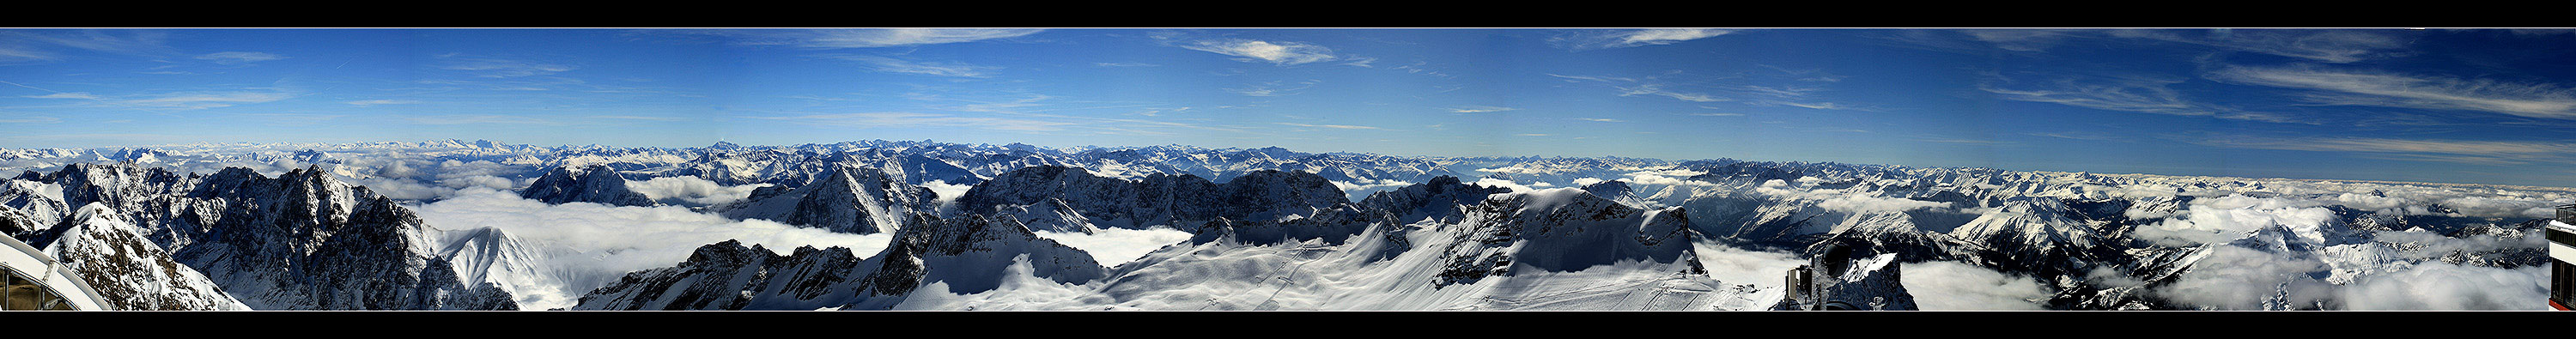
[714,165,939,234]
[520,164,654,207]
[40,203,247,310]
[3,139,2566,311]
[569,212,1103,310]
[1,163,518,310]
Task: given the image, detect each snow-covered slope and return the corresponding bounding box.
[41,203,248,310]
[714,165,938,234]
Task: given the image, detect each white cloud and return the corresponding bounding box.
[2110,29,2407,64]
[1449,106,1517,113]
[118,90,297,110]
[2187,136,2576,166]
[412,187,894,306]
[1574,118,1625,123]
[2337,263,2550,311]
[2208,65,2576,120]
[1182,39,1337,65]
[1689,242,1808,290]
[1904,261,2051,310]
[1475,178,1537,193]
[1558,28,1737,50]
[24,92,99,100]
[1617,84,1728,102]
[440,55,575,78]
[2154,245,2336,310]
[1225,80,1319,97]
[831,55,998,77]
[2132,195,2338,246]
[627,176,769,207]
[0,116,61,124]
[195,51,286,64]
[789,28,1044,48]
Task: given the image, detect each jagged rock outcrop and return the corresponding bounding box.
[715,165,938,234]
[4,164,518,310]
[1358,175,1514,223]
[1431,188,1702,287]
[41,203,248,310]
[1187,203,1398,246]
[849,214,1106,302]
[519,165,654,207]
[1947,197,2123,274]
[574,213,1105,311]
[987,197,1100,234]
[570,239,866,311]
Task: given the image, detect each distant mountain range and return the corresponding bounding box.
[0,139,2562,310]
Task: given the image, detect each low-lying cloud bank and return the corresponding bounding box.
[411,187,892,309]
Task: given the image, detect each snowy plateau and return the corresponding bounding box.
[0,139,2566,311]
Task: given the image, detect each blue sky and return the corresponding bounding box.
[3,28,2574,187]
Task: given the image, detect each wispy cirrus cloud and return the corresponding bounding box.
[1980,72,2308,124]
[23,92,99,100]
[700,28,1045,49]
[1180,39,1339,65]
[1574,118,1626,123]
[1226,80,1321,97]
[2109,29,2409,64]
[31,90,300,110]
[1935,29,2410,64]
[1554,28,1737,50]
[2187,136,2576,166]
[195,51,286,64]
[438,54,576,78]
[828,55,998,77]
[0,115,61,124]
[1449,106,1517,113]
[1616,83,1728,102]
[0,29,173,62]
[2208,65,2576,120]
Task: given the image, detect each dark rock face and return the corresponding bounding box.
[571,240,865,311]
[958,166,1346,228]
[715,165,938,234]
[574,213,1106,311]
[1579,179,1632,199]
[42,204,246,310]
[1188,203,1395,246]
[519,165,655,207]
[5,164,517,310]
[988,197,1099,234]
[1430,190,1700,288]
[858,213,1106,296]
[1359,176,1515,222]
